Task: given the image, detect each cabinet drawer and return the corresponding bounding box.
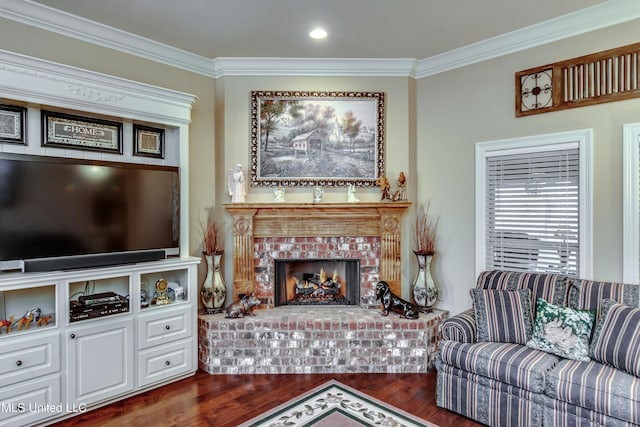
[0,374,61,427]
[138,305,191,350]
[137,339,193,387]
[0,333,60,386]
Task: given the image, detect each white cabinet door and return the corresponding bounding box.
[65,317,134,406]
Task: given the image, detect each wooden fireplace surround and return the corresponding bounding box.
[224,202,411,301]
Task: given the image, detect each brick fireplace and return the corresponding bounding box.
[258,236,378,308]
[273,258,361,306]
[224,202,411,304]
[197,202,449,374]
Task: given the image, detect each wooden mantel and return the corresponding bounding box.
[224,202,411,300]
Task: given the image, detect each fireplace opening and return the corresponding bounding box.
[274,259,360,307]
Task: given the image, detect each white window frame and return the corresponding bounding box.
[475,129,593,278]
[623,123,640,284]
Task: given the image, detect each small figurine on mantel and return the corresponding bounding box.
[347,184,359,203]
[393,171,407,201]
[376,174,392,201]
[273,186,286,202]
[227,163,246,203]
[313,186,324,203]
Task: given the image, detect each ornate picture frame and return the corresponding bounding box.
[0,104,27,144]
[250,90,385,187]
[133,124,164,159]
[42,111,122,153]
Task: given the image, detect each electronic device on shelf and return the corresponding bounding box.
[69,292,129,322]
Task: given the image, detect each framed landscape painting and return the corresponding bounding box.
[250,90,385,187]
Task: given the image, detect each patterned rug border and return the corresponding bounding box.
[238,379,438,427]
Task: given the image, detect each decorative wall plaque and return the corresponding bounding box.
[516,42,640,117]
[42,110,122,153]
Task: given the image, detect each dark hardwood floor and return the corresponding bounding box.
[51,369,482,427]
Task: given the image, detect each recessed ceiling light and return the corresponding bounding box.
[309,28,328,40]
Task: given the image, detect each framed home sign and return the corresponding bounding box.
[42,110,122,153]
[250,90,385,187]
[0,104,27,144]
[133,124,164,158]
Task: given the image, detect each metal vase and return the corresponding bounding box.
[412,251,438,313]
[201,252,227,314]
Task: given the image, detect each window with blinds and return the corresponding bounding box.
[485,148,580,276]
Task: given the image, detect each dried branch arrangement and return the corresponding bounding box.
[415,202,439,255]
[201,213,224,255]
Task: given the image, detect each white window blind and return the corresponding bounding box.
[486,148,580,276]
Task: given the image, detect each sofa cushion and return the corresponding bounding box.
[589,299,640,377]
[439,340,560,393]
[546,358,640,425]
[471,288,533,344]
[440,308,476,343]
[568,279,640,316]
[526,298,595,362]
[476,270,569,306]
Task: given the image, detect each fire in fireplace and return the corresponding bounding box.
[274,259,360,306]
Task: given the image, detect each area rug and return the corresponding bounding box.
[238,380,438,427]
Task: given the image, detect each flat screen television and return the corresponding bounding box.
[0,153,180,272]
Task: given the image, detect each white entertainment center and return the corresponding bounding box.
[0,50,199,427]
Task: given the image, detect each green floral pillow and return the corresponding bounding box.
[526,298,595,362]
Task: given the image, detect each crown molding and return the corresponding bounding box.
[212,57,417,78]
[415,0,640,78]
[0,0,214,76]
[0,49,197,125]
[1,0,638,79]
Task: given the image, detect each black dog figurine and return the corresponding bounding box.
[376,281,419,319]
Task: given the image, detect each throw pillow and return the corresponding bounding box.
[526,298,595,362]
[471,288,533,344]
[590,299,640,377]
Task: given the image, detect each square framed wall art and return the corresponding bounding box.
[0,104,27,144]
[133,124,164,159]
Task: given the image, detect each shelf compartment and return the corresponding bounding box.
[68,276,130,323]
[140,268,189,310]
[1,284,56,337]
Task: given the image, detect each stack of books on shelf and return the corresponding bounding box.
[69,292,129,322]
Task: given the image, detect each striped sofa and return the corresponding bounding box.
[436,270,640,426]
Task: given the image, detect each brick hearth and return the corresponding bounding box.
[198,307,448,374]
